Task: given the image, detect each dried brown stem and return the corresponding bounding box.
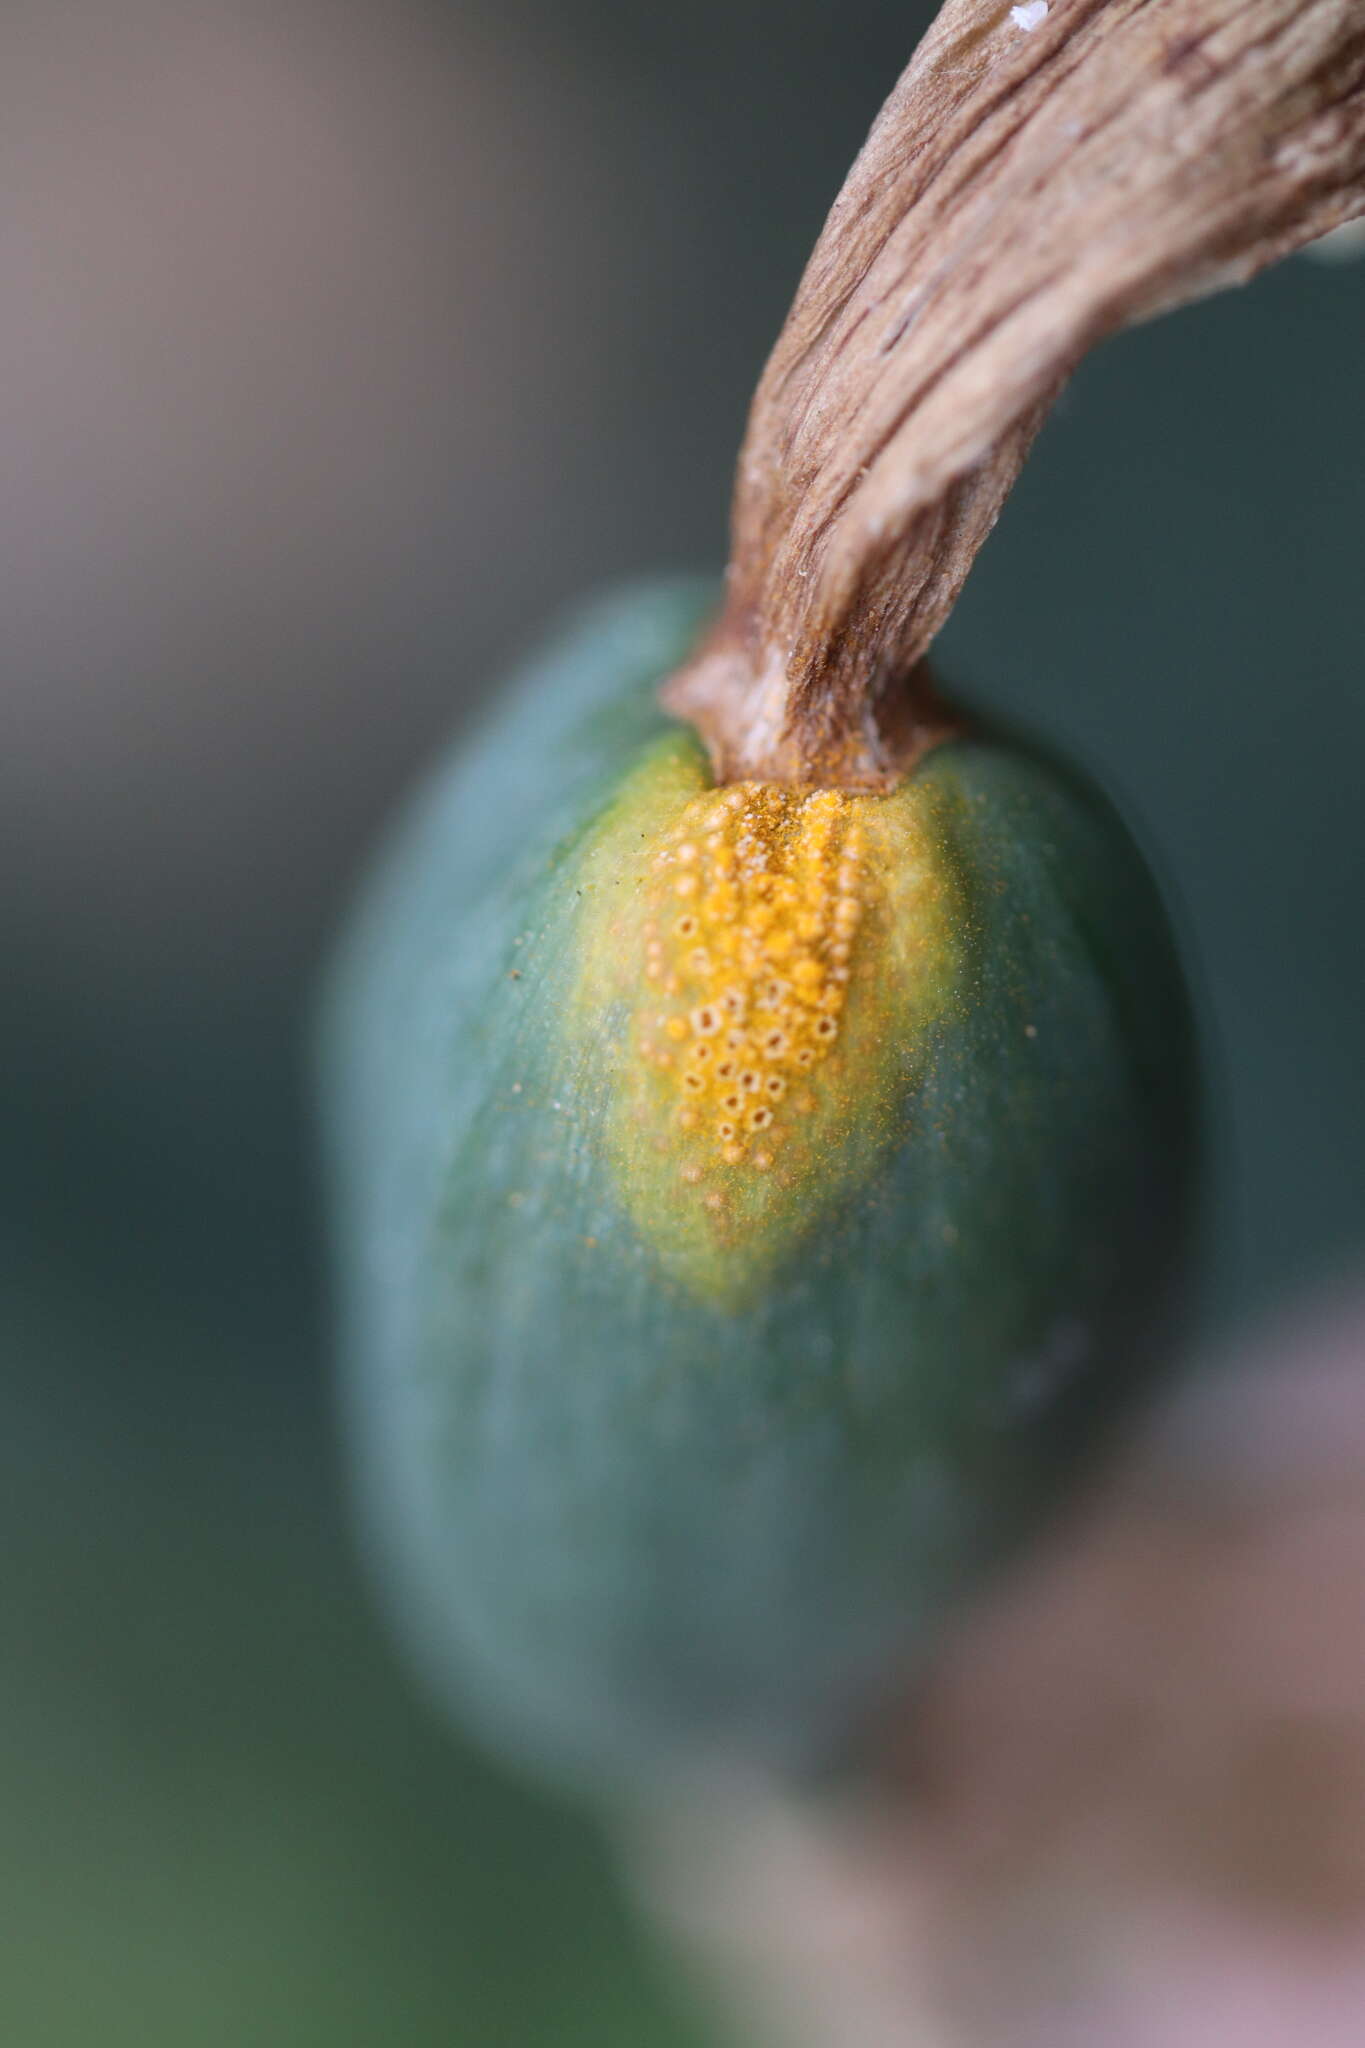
[664,0,1365,790]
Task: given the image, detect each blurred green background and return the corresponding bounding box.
[2,3,1361,2042]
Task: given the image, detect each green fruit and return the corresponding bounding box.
[320,579,1196,1794]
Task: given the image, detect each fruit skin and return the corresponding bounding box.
[319,579,1196,1795]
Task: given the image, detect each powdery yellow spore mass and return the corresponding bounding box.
[568,733,965,1302]
[637,782,863,1170]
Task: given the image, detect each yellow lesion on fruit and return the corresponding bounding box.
[567,732,966,1302]
[632,783,864,1169]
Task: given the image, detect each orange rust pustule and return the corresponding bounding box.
[632,781,869,1174]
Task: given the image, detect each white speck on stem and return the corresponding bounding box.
[1010,1,1048,30]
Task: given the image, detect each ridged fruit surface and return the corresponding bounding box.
[320,580,1195,1792]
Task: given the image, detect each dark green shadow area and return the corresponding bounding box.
[0,966,698,2048]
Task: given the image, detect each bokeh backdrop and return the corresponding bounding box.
[3,3,1362,2042]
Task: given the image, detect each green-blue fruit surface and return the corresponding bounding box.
[320,580,1195,1794]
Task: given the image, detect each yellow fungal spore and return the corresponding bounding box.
[635,782,864,1167]
[568,730,965,1302]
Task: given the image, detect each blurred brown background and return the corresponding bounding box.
[2,3,1362,2043]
